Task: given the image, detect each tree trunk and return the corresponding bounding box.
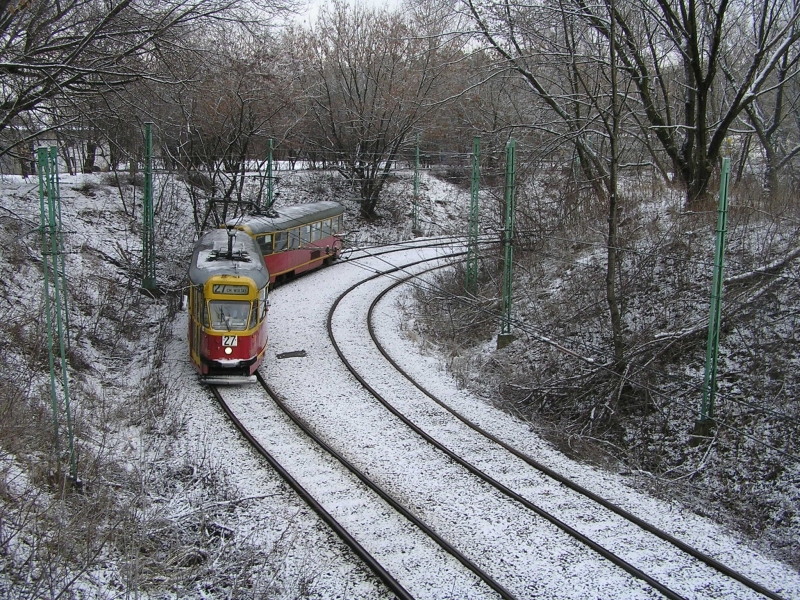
[607,0,624,366]
[606,191,624,365]
[83,142,97,174]
[764,143,779,194]
[687,156,714,206]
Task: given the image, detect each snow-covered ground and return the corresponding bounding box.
[0,168,798,598]
[171,244,800,598]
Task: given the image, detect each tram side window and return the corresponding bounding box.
[312,222,322,241]
[190,286,206,325]
[198,288,209,327]
[289,228,300,249]
[274,231,288,252]
[334,215,343,233]
[248,302,258,329]
[258,234,273,254]
[322,219,331,236]
[258,288,267,321]
[301,225,311,245]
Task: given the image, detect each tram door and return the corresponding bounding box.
[190,286,203,364]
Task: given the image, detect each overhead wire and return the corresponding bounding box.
[149,143,800,467]
[500,233,800,427]
[346,227,800,438]
[189,165,800,460]
[161,136,800,465]
[344,242,800,464]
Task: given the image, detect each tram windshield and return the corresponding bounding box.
[209,300,252,331]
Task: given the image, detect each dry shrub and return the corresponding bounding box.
[410,171,800,567]
[434,165,471,190]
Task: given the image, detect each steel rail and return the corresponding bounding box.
[309,250,517,598]
[328,262,689,600]
[254,370,515,600]
[366,266,786,600]
[206,384,415,600]
[341,233,499,261]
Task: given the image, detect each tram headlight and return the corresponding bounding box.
[224,347,233,355]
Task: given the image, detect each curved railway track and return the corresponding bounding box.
[341,233,499,261]
[252,371,515,599]
[363,266,788,600]
[327,261,683,599]
[207,245,512,599]
[206,382,415,600]
[325,252,789,599]
[206,241,793,599]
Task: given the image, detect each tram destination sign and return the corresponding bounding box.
[212,284,249,295]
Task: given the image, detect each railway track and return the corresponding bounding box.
[366,269,786,600]
[341,233,499,261]
[208,242,794,599]
[206,382,414,600]
[209,246,509,599]
[324,255,790,599]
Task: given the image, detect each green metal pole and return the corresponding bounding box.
[37,148,78,481]
[47,147,77,481]
[267,138,274,211]
[699,157,731,425]
[38,149,61,467]
[51,148,70,349]
[500,139,517,340]
[413,134,420,234]
[142,123,156,291]
[466,137,481,294]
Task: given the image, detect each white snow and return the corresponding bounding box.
[181,245,800,598]
[1,168,798,598]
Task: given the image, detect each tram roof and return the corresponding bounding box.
[189,228,270,288]
[232,201,344,236]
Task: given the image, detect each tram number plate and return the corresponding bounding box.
[222,336,238,347]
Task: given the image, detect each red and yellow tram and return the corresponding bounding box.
[188,229,270,384]
[231,201,344,285]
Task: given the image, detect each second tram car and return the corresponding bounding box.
[188,228,270,384]
[231,201,344,285]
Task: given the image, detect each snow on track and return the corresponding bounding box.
[373,268,800,600]
[223,241,799,599]
[219,382,494,600]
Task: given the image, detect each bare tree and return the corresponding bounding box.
[147,23,305,234]
[739,45,800,192]
[297,0,458,218]
[0,0,298,160]
[464,0,800,205]
[465,0,638,363]
[574,0,800,204]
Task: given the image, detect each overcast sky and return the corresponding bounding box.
[297,0,403,24]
